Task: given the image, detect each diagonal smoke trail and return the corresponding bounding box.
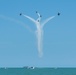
[0,15,33,33]
[22,13,55,57]
[41,16,55,28]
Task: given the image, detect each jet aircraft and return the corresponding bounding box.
[36,11,42,17]
[20,13,22,16]
[58,12,60,16]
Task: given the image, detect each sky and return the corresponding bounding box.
[0,0,76,67]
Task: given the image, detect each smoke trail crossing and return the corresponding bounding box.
[21,12,55,57]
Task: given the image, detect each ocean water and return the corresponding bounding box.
[0,68,76,75]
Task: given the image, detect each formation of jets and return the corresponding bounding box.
[20,11,60,16]
[19,11,60,23]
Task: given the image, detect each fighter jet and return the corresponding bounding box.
[57,12,60,16]
[20,13,22,16]
[36,11,42,17]
[40,15,42,17]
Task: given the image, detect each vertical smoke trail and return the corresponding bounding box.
[22,13,55,57]
[36,24,43,57]
[37,29,43,57]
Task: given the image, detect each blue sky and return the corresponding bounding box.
[0,0,76,67]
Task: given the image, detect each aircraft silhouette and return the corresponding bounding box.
[58,12,60,16]
[20,13,22,16]
[36,11,42,17]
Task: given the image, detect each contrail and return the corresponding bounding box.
[20,11,56,57]
[0,15,33,33]
[0,12,60,57]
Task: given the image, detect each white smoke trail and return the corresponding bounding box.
[41,16,55,28]
[35,21,43,57]
[23,14,43,57]
[0,15,33,33]
[0,14,55,57]
[36,29,43,57]
[22,13,55,57]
